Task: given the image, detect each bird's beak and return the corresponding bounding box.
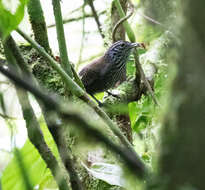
[131,42,146,49]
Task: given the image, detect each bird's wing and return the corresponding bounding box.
[79,56,105,87]
[79,66,99,87]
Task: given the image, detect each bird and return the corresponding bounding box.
[79,40,143,105]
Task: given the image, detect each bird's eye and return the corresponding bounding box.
[120,43,125,47]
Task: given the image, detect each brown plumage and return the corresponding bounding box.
[79,41,142,102]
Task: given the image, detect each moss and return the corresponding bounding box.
[32,61,67,96]
[19,45,69,97]
[27,0,51,53]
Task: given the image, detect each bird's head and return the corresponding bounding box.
[105,40,144,63]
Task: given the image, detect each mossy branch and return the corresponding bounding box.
[16,89,72,190]
[87,0,105,39]
[2,37,71,190]
[51,0,73,77]
[27,0,51,53]
[16,28,84,97]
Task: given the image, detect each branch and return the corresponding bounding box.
[0,65,147,178]
[61,113,146,178]
[51,0,73,77]
[46,120,83,190]
[76,5,86,70]
[138,11,177,39]
[27,0,51,53]
[0,113,18,120]
[114,0,160,106]
[16,88,72,190]
[133,50,160,106]
[113,0,136,42]
[47,11,106,28]
[16,28,138,158]
[112,1,134,42]
[87,0,105,39]
[2,37,71,190]
[68,3,85,14]
[103,67,156,106]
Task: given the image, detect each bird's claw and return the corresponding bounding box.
[106,91,120,99]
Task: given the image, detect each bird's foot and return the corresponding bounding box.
[98,101,103,107]
[106,91,120,99]
[91,94,103,107]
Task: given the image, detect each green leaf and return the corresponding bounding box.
[133,114,151,133]
[95,92,104,101]
[82,162,125,187]
[2,117,59,190]
[128,102,139,127]
[129,96,155,133]
[0,0,28,40]
[141,152,151,163]
[2,141,46,190]
[38,169,58,190]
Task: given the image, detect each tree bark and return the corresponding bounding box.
[156,0,205,189]
[111,0,127,41]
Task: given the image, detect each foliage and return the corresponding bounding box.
[2,118,59,190]
[0,0,175,189]
[0,0,28,40]
[83,162,125,187]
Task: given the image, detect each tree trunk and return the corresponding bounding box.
[156,0,205,189]
[111,0,127,41]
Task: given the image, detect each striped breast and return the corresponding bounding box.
[102,57,127,90]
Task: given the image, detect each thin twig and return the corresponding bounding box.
[68,3,85,15]
[87,0,105,39]
[0,113,18,120]
[47,11,106,28]
[52,0,73,77]
[112,1,134,42]
[114,0,136,42]
[0,81,10,85]
[139,12,165,27]
[133,50,160,106]
[76,5,86,70]
[138,11,177,38]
